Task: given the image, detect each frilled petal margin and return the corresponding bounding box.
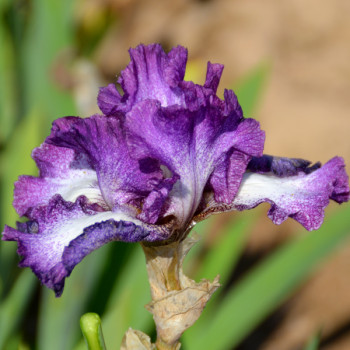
[2,195,170,296]
[200,157,349,230]
[98,44,187,115]
[46,114,176,223]
[14,143,104,217]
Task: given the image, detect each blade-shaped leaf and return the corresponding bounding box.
[234,62,270,117]
[194,211,257,283]
[0,14,16,145]
[182,211,257,345]
[37,244,111,350]
[185,205,350,350]
[0,270,36,349]
[0,109,41,296]
[303,332,320,350]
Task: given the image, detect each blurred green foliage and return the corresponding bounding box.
[0,2,348,350]
[303,333,321,350]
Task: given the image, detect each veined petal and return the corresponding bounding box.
[125,83,264,226]
[137,175,180,224]
[97,83,122,116]
[97,44,187,115]
[2,195,171,297]
[97,45,264,227]
[14,143,104,216]
[204,62,224,93]
[247,154,321,176]
[209,118,265,203]
[120,44,187,107]
[46,114,176,222]
[209,151,252,204]
[200,157,349,230]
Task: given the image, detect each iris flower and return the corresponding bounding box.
[2,44,349,297]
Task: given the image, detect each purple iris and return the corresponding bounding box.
[2,44,349,297]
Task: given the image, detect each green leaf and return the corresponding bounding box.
[195,211,257,284]
[186,205,350,350]
[22,0,76,126]
[303,332,320,350]
[0,109,42,294]
[234,62,270,117]
[96,245,153,348]
[80,313,107,350]
[0,13,16,144]
[74,245,153,350]
[182,211,257,346]
[37,245,111,350]
[0,269,37,349]
[0,109,41,223]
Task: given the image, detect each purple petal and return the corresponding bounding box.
[201,157,349,231]
[209,151,252,204]
[46,115,176,223]
[121,44,187,105]
[97,44,187,115]
[2,195,171,296]
[247,155,321,176]
[97,83,122,116]
[137,175,180,224]
[223,89,243,121]
[209,117,265,203]
[96,44,260,224]
[14,143,104,216]
[124,90,264,225]
[203,62,224,93]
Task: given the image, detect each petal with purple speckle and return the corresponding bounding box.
[2,195,170,296]
[201,157,349,230]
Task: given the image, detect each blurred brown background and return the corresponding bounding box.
[87,0,350,162]
[70,1,350,349]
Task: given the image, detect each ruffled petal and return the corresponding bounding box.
[137,175,180,224]
[4,43,350,300]
[97,44,187,115]
[200,157,349,230]
[209,117,265,203]
[2,195,171,296]
[97,83,122,116]
[203,62,224,93]
[96,45,264,226]
[124,88,264,225]
[46,115,177,222]
[209,151,252,204]
[14,143,103,216]
[247,154,321,176]
[120,44,187,107]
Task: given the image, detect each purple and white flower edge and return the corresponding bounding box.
[2,44,349,297]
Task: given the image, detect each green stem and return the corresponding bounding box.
[80,313,107,350]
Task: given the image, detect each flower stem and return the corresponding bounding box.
[80,313,107,350]
[141,234,220,350]
[155,337,181,350]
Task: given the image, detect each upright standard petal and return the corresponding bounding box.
[98,45,264,227]
[97,83,123,116]
[98,44,187,115]
[124,85,264,227]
